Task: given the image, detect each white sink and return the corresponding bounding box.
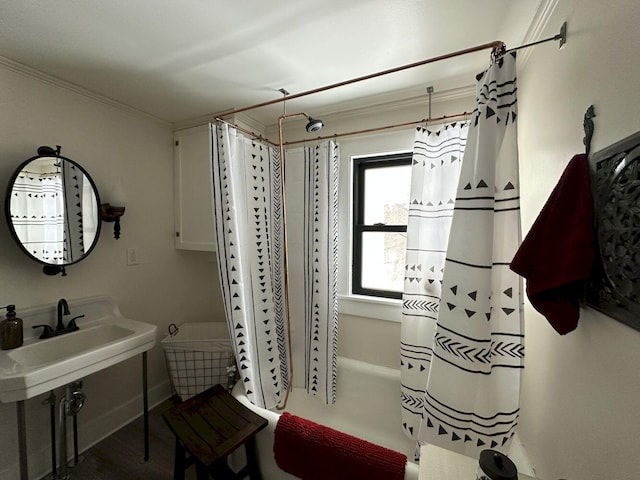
[0,296,157,402]
[8,324,136,367]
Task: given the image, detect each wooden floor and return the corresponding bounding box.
[65,398,198,480]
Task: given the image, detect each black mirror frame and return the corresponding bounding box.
[4,149,102,275]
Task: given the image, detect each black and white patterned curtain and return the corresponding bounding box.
[401,52,524,457]
[400,121,469,440]
[9,160,65,263]
[243,140,340,406]
[298,143,339,404]
[62,161,86,261]
[211,122,290,409]
[211,122,340,409]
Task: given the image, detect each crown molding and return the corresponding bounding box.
[0,55,169,126]
[517,0,561,67]
[172,111,267,134]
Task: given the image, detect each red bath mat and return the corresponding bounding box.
[274,411,407,480]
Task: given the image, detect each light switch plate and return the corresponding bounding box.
[127,247,140,265]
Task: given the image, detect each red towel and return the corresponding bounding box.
[510,154,596,335]
[274,412,407,480]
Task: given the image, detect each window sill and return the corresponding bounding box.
[338,294,402,323]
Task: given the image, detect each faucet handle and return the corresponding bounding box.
[33,324,54,339]
[67,315,84,330]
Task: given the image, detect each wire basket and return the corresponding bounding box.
[161,322,237,400]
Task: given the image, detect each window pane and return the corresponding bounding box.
[363,165,411,225]
[360,231,407,292]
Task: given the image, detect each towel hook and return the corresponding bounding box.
[583,105,596,156]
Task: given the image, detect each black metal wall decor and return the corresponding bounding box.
[586,129,640,331]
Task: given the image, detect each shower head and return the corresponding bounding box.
[305,117,324,133]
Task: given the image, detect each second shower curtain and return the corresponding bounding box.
[401,52,524,457]
[400,121,469,439]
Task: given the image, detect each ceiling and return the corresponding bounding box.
[0,1,547,126]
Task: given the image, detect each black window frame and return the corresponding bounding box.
[352,152,411,300]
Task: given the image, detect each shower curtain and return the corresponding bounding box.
[284,143,340,404]
[62,161,86,261]
[401,52,524,457]
[211,121,339,408]
[10,163,65,263]
[400,121,469,440]
[211,122,290,409]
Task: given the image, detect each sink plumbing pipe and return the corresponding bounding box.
[56,381,86,479]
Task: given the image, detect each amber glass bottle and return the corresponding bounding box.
[1,304,24,350]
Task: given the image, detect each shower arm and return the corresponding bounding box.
[278,112,311,152]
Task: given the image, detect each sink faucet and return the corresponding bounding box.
[57,299,70,331]
[33,299,83,339]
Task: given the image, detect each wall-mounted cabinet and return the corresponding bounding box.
[174,124,216,251]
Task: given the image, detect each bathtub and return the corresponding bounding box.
[232,356,536,479]
[232,356,420,480]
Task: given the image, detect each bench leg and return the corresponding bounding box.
[173,439,186,480]
[244,437,262,480]
[196,461,211,480]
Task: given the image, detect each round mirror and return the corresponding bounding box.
[4,146,101,274]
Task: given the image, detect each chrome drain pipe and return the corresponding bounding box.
[68,382,86,466]
[56,382,86,480]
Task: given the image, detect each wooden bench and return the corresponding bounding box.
[163,384,268,480]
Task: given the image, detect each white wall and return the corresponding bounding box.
[517,1,640,478]
[0,62,225,479]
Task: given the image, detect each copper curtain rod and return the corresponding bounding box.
[215,116,278,146]
[212,22,566,120]
[217,112,470,148]
[213,40,504,119]
[212,22,567,144]
[282,112,470,146]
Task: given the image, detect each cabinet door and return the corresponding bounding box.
[174,124,216,251]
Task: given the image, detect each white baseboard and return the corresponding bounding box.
[72,379,172,456]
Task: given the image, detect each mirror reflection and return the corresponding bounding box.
[5,148,101,269]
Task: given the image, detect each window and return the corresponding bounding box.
[352,153,411,299]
